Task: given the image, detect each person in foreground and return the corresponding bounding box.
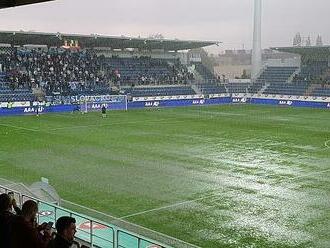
[0,193,15,247]
[0,193,22,247]
[10,200,52,248]
[48,216,77,248]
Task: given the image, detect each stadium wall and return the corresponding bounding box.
[249,98,329,108]
[0,95,329,116]
[129,97,232,109]
[0,104,75,116]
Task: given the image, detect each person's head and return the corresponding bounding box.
[0,193,11,213]
[55,216,76,242]
[21,200,38,221]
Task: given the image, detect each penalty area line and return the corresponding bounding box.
[60,200,201,248]
[49,119,187,131]
[0,123,39,132]
[119,193,219,220]
[120,168,330,219]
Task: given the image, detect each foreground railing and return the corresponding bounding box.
[0,184,172,248]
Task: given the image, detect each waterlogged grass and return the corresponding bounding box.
[0,105,329,247]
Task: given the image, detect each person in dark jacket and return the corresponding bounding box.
[101,105,107,118]
[0,193,14,247]
[0,193,21,247]
[10,200,51,248]
[48,216,76,248]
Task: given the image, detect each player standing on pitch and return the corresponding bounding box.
[101,105,106,118]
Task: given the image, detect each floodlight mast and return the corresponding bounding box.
[251,0,262,82]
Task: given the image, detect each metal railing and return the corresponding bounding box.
[0,184,170,248]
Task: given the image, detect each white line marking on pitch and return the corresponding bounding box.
[1,119,186,133]
[0,123,39,132]
[49,119,186,131]
[61,199,201,248]
[120,168,330,219]
[119,194,219,220]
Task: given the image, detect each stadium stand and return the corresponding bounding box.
[194,63,218,81]
[0,47,195,100]
[0,33,329,101]
[310,85,330,97]
[251,64,329,96]
[192,63,228,94]
[257,66,298,83]
[296,62,328,82]
[104,57,193,86]
[0,48,112,96]
[198,83,226,94]
[0,74,35,101]
[263,81,309,96]
[226,82,250,94]
[124,85,196,97]
[248,81,264,94]
[268,46,330,96]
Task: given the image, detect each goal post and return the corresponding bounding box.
[78,95,128,113]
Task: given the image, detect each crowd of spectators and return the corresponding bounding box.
[0,48,110,95]
[105,56,194,86]
[0,47,194,97]
[0,193,78,248]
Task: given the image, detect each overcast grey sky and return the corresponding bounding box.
[0,0,329,53]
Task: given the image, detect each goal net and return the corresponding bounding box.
[79,95,128,113]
